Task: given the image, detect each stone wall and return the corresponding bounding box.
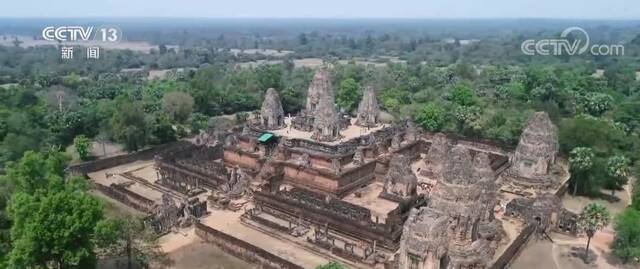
[375,141,422,177]
[285,136,359,155]
[194,222,304,269]
[489,225,535,269]
[254,187,405,250]
[281,160,377,197]
[93,183,156,214]
[335,161,377,196]
[424,132,515,153]
[66,141,192,175]
[155,143,226,191]
[223,148,263,171]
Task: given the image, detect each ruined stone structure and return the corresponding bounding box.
[87,70,578,269]
[420,133,451,180]
[381,154,417,201]
[311,88,342,141]
[146,194,181,234]
[260,88,285,130]
[404,120,420,142]
[509,112,559,187]
[306,68,332,112]
[399,146,504,269]
[291,68,347,141]
[183,197,208,218]
[506,193,578,236]
[209,166,252,211]
[291,69,333,132]
[155,144,226,192]
[356,86,380,127]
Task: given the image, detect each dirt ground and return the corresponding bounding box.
[98,240,251,269]
[510,239,593,269]
[159,240,253,269]
[93,189,253,269]
[562,188,631,216]
[510,231,635,269]
[514,179,636,269]
[151,227,253,269]
[200,209,331,268]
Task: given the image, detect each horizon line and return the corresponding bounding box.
[1,16,639,21]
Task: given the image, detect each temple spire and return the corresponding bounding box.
[260,88,285,130]
[355,85,380,127]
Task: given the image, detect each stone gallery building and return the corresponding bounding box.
[90,67,578,269]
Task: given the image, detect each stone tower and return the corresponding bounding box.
[398,146,503,269]
[311,89,341,142]
[382,154,417,201]
[292,68,335,132]
[260,88,285,130]
[356,85,380,127]
[306,68,332,113]
[420,133,451,180]
[510,111,559,186]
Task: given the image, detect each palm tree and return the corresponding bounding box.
[605,155,630,197]
[569,147,594,196]
[578,203,611,260]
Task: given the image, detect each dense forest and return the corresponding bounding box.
[0,19,640,268]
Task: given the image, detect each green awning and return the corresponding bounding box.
[258,133,275,143]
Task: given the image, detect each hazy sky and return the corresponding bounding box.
[2,0,639,19]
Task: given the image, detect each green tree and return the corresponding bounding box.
[256,64,284,91]
[454,105,482,136]
[73,135,91,161]
[578,203,611,260]
[94,218,163,269]
[382,98,400,114]
[336,78,362,113]
[604,62,636,95]
[495,81,527,101]
[612,208,640,263]
[559,116,627,156]
[150,114,177,145]
[0,180,10,267]
[416,103,445,132]
[188,113,210,134]
[449,84,476,107]
[452,62,476,81]
[605,155,630,197]
[7,188,103,269]
[4,151,67,195]
[613,99,640,133]
[111,100,148,152]
[580,92,613,116]
[633,181,640,211]
[162,91,194,123]
[569,147,595,196]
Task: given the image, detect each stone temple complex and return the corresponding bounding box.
[80,68,578,269]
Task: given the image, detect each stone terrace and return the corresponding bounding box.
[270,117,386,146]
